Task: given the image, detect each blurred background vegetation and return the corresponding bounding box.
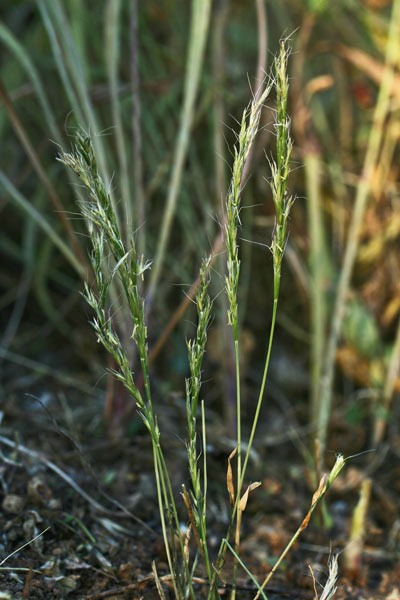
[1,0,400,466]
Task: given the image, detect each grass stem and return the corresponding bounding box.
[147,0,211,304]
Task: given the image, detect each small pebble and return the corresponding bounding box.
[48,498,62,510]
[2,494,25,514]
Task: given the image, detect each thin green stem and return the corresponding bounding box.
[254,517,304,600]
[200,400,213,584]
[201,400,207,514]
[253,455,346,600]
[224,539,268,600]
[151,414,193,598]
[210,289,280,600]
[242,290,278,480]
[231,337,241,600]
[157,448,194,598]
[235,340,241,478]
[152,444,179,600]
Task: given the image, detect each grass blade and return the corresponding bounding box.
[0,171,84,277]
[105,0,131,240]
[0,21,60,141]
[147,0,212,303]
[223,539,268,600]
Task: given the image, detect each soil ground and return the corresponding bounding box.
[1,388,399,600]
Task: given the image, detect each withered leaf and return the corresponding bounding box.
[300,474,327,532]
[227,447,237,506]
[238,482,261,512]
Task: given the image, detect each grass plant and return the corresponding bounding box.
[2,0,398,457]
[2,3,399,596]
[58,42,346,599]
[59,132,191,599]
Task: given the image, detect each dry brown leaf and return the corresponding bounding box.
[238,482,261,512]
[300,510,312,533]
[312,474,328,505]
[300,474,327,532]
[227,447,237,506]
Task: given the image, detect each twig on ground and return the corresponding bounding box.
[0,527,50,566]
